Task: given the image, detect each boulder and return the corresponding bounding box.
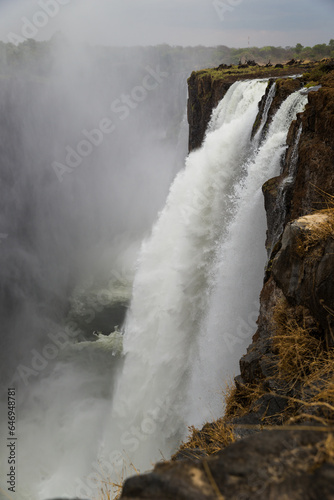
[121,430,334,500]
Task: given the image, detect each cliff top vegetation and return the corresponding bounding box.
[189,58,334,87]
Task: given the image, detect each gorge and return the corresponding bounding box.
[0,47,334,500]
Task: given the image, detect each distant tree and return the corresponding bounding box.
[295,43,304,54]
[313,43,328,57]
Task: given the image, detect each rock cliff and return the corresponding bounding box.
[120,61,334,500]
[187,61,322,152]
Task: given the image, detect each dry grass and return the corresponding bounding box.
[272,299,334,425]
[272,301,324,385]
[94,461,140,500]
[175,419,235,458]
[220,298,334,429]
[224,380,266,420]
[174,380,265,458]
[292,185,334,255]
[297,209,334,255]
[312,184,334,210]
[177,291,334,461]
[96,480,122,500]
[315,433,334,465]
[94,473,123,500]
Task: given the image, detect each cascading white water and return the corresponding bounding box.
[90,80,271,489]
[96,85,309,486]
[187,89,308,425]
[3,78,308,500]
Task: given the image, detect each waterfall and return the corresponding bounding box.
[95,85,308,490]
[1,79,308,500]
[72,80,271,496]
[187,89,308,425]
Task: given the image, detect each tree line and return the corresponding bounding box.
[0,38,333,78]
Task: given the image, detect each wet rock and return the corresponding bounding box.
[251,78,275,139]
[264,78,303,134]
[287,80,334,222]
[187,71,232,151]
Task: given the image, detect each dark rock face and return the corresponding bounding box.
[265,78,303,134]
[263,72,334,250]
[237,72,334,420]
[187,72,231,151]
[272,214,334,345]
[286,77,334,222]
[121,430,334,500]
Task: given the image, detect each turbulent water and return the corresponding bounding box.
[0,77,308,500]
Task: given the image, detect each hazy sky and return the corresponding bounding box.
[0,0,333,47]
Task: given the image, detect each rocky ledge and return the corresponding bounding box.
[121,430,334,500]
[187,59,333,152]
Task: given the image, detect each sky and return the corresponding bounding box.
[0,0,333,47]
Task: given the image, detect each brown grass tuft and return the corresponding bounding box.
[175,419,235,458]
[304,210,334,250]
[94,460,139,500]
[272,298,334,425]
[272,300,324,385]
[219,298,334,428]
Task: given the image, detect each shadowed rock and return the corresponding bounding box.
[121,430,334,500]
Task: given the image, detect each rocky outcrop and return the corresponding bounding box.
[121,430,334,500]
[187,72,231,151]
[252,77,303,140]
[187,61,324,152]
[263,69,334,251]
[272,213,334,346]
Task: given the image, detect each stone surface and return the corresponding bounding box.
[272,213,334,344]
[121,430,334,500]
[268,71,334,230]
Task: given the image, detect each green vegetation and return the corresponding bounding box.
[221,40,334,65]
[301,61,334,86]
[1,38,334,80]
